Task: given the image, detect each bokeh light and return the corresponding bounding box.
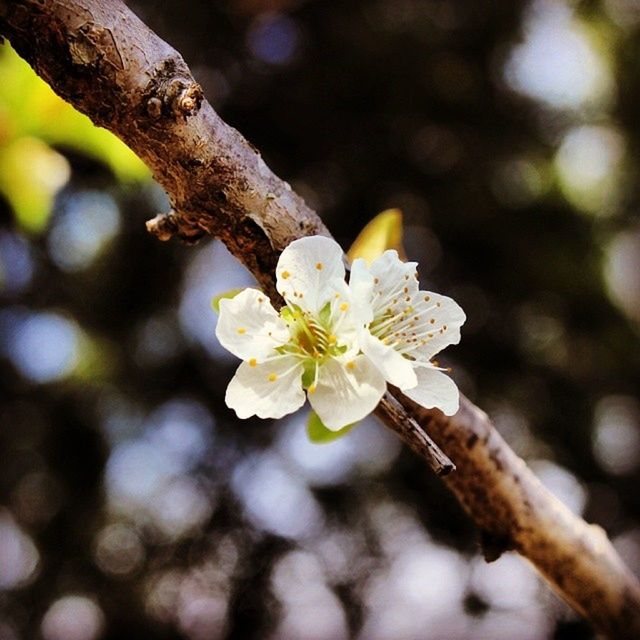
[40,596,104,640]
[505,0,613,111]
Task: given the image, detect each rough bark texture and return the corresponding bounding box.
[2,0,640,636]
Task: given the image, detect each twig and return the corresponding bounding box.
[376,392,455,477]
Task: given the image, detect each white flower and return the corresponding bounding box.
[349,250,466,415]
[216,236,386,429]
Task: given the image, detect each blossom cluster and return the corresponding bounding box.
[215,236,465,430]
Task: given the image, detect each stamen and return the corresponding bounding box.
[268,373,278,382]
[316,262,323,270]
[249,358,257,367]
[237,327,246,334]
[282,271,290,279]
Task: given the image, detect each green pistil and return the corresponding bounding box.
[279,304,343,388]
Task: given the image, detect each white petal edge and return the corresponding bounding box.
[225,357,305,420]
[216,288,289,362]
[308,355,386,430]
[402,366,459,416]
[369,250,419,309]
[410,292,466,361]
[359,329,417,390]
[276,236,346,313]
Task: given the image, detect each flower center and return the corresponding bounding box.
[286,308,331,358]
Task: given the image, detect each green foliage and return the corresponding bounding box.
[306,410,358,443]
[0,44,149,232]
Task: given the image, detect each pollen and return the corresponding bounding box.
[316,262,323,270]
[374,277,380,285]
[424,295,431,302]
[429,318,435,324]
[340,302,349,311]
[282,270,291,279]
[328,334,337,344]
[308,384,317,394]
[268,373,278,382]
[249,358,257,367]
[237,327,246,334]
[346,361,356,370]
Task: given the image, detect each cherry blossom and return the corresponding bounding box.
[349,250,466,415]
[216,236,386,429]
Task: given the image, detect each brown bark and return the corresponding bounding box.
[2,0,640,636]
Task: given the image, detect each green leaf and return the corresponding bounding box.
[211,288,246,313]
[347,208,405,265]
[306,411,358,444]
[0,137,70,232]
[0,44,149,182]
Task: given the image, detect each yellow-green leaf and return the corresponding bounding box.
[211,288,246,313]
[0,44,149,182]
[347,208,405,265]
[0,137,70,232]
[306,411,358,444]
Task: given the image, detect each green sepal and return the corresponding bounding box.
[306,411,358,444]
[211,288,246,314]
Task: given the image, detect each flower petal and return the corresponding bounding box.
[408,292,466,361]
[216,288,289,362]
[359,329,417,390]
[308,355,386,430]
[276,236,346,313]
[369,250,419,314]
[225,357,305,420]
[348,258,375,327]
[402,366,459,416]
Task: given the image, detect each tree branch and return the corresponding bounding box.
[2,1,639,636]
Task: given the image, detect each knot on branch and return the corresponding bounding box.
[146,74,203,121]
[146,210,206,244]
[69,22,124,71]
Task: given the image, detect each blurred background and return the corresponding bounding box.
[1,0,640,638]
